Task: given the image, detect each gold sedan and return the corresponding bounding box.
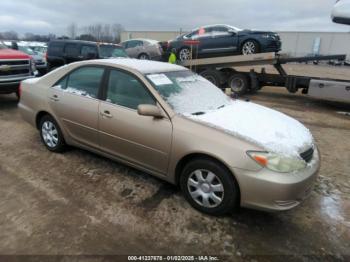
[19,59,320,215]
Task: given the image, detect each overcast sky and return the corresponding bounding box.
[0,0,349,35]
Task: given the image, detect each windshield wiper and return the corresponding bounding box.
[217,105,225,109]
[192,112,206,116]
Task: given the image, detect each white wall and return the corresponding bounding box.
[121,31,350,58]
[278,32,350,57]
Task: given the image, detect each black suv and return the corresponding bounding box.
[47,40,128,71]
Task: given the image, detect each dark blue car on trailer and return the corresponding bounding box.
[167,24,282,61]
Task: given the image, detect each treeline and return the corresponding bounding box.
[0,22,124,43]
[67,23,124,43]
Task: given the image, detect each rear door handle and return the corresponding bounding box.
[50,95,59,102]
[100,110,113,118]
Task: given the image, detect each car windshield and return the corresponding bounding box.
[146,70,231,115]
[99,45,128,58]
[18,46,35,55]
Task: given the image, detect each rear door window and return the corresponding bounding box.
[64,67,105,98]
[65,43,80,57]
[126,40,143,49]
[49,42,64,55]
[81,45,98,58]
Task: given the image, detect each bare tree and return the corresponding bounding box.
[82,23,124,43]
[1,31,18,40]
[67,23,78,39]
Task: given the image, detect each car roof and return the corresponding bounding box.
[191,24,242,32]
[49,39,98,45]
[80,58,185,74]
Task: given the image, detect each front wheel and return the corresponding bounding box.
[241,40,260,55]
[39,115,66,153]
[180,158,240,215]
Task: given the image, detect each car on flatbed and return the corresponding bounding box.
[47,40,128,71]
[120,38,164,61]
[168,24,281,61]
[0,41,37,96]
[19,58,319,215]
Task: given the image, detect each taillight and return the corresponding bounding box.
[45,52,48,60]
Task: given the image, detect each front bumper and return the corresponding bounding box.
[262,39,282,52]
[231,149,320,211]
[0,75,35,94]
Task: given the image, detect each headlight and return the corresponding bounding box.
[30,59,37,73]
[261,34,275,39]
[247,151,307,173]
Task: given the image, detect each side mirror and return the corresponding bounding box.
[137,104,163,118]
[228,29,236,35]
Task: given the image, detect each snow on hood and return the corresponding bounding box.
[187,100,313,158]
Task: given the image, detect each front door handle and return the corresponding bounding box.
[100,110,113,118]
[50,95,59,102]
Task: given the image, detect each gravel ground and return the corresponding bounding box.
[0,65,349,261]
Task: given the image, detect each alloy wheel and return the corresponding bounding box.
[242,41,256,55]
[179,48,191,61]
[187,169,224,208]
[139,54,149,60]
[41,121,59,148]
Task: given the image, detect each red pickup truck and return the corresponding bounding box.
[0,41,37,96]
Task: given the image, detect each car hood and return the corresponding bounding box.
[187,100,313,158]
[0,48,30,59]
[238,30,276,36]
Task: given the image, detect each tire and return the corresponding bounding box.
[39,115,66,153]
[178,47,191,61]
[228,73,249,95]
[241,40,260,55]
[138,53,150,60]
[180,158,240,216]
[199,69,222,87]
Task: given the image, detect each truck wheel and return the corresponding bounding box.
[228,73,249,95]
[200,69,222,87]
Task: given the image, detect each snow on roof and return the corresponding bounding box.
[97,58,186,74]
[191,24,242,32]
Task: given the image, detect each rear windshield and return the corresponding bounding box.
[99,45,128,58]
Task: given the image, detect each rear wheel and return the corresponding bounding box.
[178,47,191,61]
[39,115,66,152]
[180,158,239,215]
[228,73,249,95]
[138,53,150,60]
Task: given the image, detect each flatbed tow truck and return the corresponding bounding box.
[180,52,350,103]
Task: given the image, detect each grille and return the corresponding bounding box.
[300,147,314,163]
[0,69,29,76]
[0,59,30,78]
[0,60,30,66]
